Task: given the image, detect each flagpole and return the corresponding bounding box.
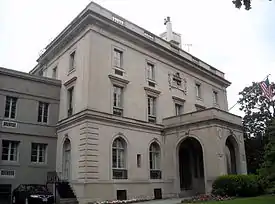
[228,74,271,111]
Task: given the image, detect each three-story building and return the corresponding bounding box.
[29,1,247,203]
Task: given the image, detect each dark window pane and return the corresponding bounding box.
[38,103,43,122]
[4,97,11,117]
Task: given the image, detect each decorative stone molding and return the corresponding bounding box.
[108,74,129,87]
[168,72,187,94]
[217,153,223,158]
[144,86,161,97]
[172,96,185,105]
[64,76,77,87]
[78,122,99,181]
[216,127,222,139]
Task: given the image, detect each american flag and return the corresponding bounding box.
[259,77,274,100]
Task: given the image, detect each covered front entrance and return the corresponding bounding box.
[178,137,205,194]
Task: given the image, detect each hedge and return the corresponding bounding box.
[212,174,263,197]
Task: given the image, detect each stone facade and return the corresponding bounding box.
[27,1,247,204]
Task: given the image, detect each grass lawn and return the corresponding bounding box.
[204,196,275,204]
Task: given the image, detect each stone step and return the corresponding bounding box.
[59,198,78,204]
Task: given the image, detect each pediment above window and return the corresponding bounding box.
[64,76,77,87]
[172,96,185,105]
[144,86,161,97]
[108,74,129,87]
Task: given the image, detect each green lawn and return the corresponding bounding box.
[204,196,275,204]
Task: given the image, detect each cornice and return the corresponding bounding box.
[34,10,231,88]
[0,67,61,87]
[56,109,163,132]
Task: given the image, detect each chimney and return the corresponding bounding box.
[164,17,173,42]
[160,17,182,48]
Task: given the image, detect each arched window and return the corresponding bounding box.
[149,142,161,179]
[62,138,71,181]
[112,137,127,179]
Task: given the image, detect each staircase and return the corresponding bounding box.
[56,181,76,199]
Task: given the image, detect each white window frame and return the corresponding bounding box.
[147,62,155,81]
[1,140,19,162]
[175,103,183,116]
[69,50,76,71]
[148,96,156,117]
[4,96,17,119]
[31,143,47,164]
[113,48,123,68]
[113,85,123,108]
[149,142,161,171]
[38,102,49,123]
[112,138,126,169]
[195,83,201,99]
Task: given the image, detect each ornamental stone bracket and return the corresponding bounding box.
[168,72,187,95]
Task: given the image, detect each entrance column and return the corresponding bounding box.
[199,127,226,193]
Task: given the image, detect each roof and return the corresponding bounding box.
[30,1,230,86]
[0,67,61,86]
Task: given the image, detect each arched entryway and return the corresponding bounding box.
[178,137,205,194]
[225,136,238,174]
[62,138,71,181]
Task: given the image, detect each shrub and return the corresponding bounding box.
[212,174,262,197]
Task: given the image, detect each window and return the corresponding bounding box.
[113,86,123,116]
[38,102,49,123]
[52,66,57,79]
[31,143,47,163]
[69,51,76,71]
[175,103,183,116]
[4,96,17,119]
[2,140,19,161]
[114,49,123,68]
[148,96,156,123]
[149,142,161,179]
[67,87,74,117]
[195,83,201,98]
[137,154,141,168]
[213,91,218,104]
[112,137,127,179]
[147,63,155,81]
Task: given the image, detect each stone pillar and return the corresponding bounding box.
[200,127,225,194]
[78,121,99,181]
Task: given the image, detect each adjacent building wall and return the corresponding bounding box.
[0,67,61,190]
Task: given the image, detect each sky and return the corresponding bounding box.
[0,0,274,116]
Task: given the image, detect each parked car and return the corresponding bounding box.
[12,184,54,204]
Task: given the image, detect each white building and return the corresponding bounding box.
[30,2,247,203]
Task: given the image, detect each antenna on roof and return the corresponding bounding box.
[183,43,192,53]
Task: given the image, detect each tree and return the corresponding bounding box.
[238,81,275,173]
[233,0,272,11]
[258,120,275,191]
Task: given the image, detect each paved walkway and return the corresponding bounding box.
[136,198,183,204]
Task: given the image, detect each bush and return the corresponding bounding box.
[212,174,262,197]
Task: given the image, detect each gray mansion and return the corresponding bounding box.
[0,1,247,204]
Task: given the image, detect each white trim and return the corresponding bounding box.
[31,143,47,164]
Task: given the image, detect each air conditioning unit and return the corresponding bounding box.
[0,169,16,178]
[2,121,17,128]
